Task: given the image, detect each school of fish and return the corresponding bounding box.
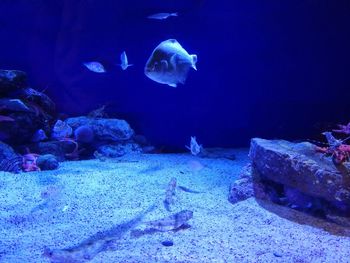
[83,12,197,88]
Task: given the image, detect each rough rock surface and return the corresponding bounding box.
[0,112,47,145]
[0,141,21,173]
[0,141,17,160]
[249,138,350,205]
[228,164,254,204]
[96,142,142,158]
[0,98,30,112]
[37,154,59,170]
[66,116,134,142]
[24,141,68,161]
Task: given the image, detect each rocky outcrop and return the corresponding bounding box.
[228,164,254,204]
[23,141,67,161]
[96,142,142,158]
[249,138,350,205]
[246,138,350,226]
[37,154,59,170]
[0,141,21,173]
[0,70,55,145]
[66,116,134,142]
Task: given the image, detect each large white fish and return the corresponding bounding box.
[147,12,178,20]
[144,39,197,87]
[83,62,106,73]
[119,51,133,70]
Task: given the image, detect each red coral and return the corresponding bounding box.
[333,122,350,135]
[22,150,40,172]
[316,144,350,165]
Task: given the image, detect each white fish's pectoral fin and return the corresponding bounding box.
[168,83,177,88]
[191,55,197,70]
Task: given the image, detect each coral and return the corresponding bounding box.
[74,125,94,143]
[22,150,40,172]
[333,122,350,135]
[60,137,84,160]
[315,131,350,165]
[51,120,72,140]
[0,156,22,173]
[36,154,59,170]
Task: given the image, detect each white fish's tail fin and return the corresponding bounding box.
[191,55,197,70]
[171,12,178,17]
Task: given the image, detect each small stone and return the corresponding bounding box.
[37,154,59,170]
[273,252,283,257]
[161,240,174,247]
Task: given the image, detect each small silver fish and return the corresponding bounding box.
[119,51,133,70]
[83,61,106,73]
[147,12,178,20]
[131,210,193,237]
[144,39,197,87]
[164,177,177,212]
[186,136,202,156]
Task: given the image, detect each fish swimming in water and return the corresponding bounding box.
[164,177,177,211]
[119,51,133,70]
[144,39,197,87]
[177,185,204,194]
[131,210,193,238]
[83,61,106,73]
[186,136,202,156]
[43,204,155,262]
[147,12,178,20]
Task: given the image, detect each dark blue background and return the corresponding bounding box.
[1,0,350,150]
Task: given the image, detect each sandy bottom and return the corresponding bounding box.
[0,149,350,263]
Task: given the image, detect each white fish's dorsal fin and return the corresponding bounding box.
[168,83,177,88]
[168,39,178,44]
[161,39,184,52]
[191,55,197,70]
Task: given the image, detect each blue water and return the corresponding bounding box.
[1,2,350,262]
[1,1,349,149]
